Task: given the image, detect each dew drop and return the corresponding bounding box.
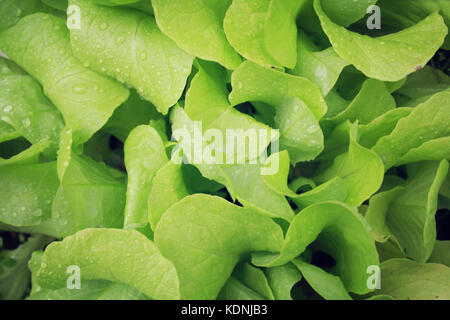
[72,85,86,94]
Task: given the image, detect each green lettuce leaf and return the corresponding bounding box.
[321,79,397,131]
[69,0,193,114]
[148,160,189,231]
[290,31,349,96]
[172,106,294,221]
[0,162,59,227]
[315,0,448,81]
[376,259,450,300]
[292,258,352,300]
[252,201,379,295]
[366,160,449,262]
[223,263,275,300]
[320,0,377,27]
[316,125,384,206]
[35,228,180,299]
[152,0,241,69]
[264,262,302,300]
[0,74,64,157]
[373,91,450,169]
[229,61,327,121]
[0,235,51,300]
[0,13,129,144]
[124,125,168,228]
[154,194,284,299]
[428,241,450,267]
[274,97,324,163]
[224,0,298,69]
[28,279,148,300]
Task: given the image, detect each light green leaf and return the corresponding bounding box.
[265,263,302,300]
[316,125,384,206]
[252,201,379,295]
[322,79,397,130]
[358,108,412,149]
[0,121,19,143]
[185,61,276,164]
[224,0,278,68]
[218,277,265,300]
[291,177,348,209]
[0,13,129,144]
[290,31,349,96]
[262,151,347,208]
[230,263,274,300]
[0,0,46,29]
[292,258,352,300]
[368,160,448,262]
[428,241,450,267]
[223,0,298,68]
[261,151,297,197]
[0,162,59,227]
[320,0,377,27]
[173,107,294,221]
[0,139,51,166]
[19,155,126,238]
[69,0,193,114]
[275,97,324,163]
[376,259,450,300]
[148,160,189,231]
[373,91,450,169]
[124,125,168,229]
[229,61,327,121]
[315,0,448,81]
[35,228,180,299]
[152,0,241,69]
[0,75,64,157]
[28,280,148,300]
[154,194,284,299]
[0,235,51,300]
[394,66,450,106]
[172,63,292,221]
[103,89,161,142]
[264,0,299,68]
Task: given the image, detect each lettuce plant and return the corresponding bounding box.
[0,0,449,300]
